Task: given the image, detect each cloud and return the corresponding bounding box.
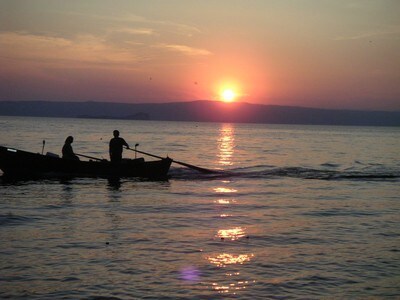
[0,30,211,77]
[0,8,208,70]
[158,44,212,56]
[160,21,202,37]
[0,31,142,67]
[63,11,201,38]
[114,13,203,37]
[334,25,400,40]
[62,11,148,24]
[111,28,155,36]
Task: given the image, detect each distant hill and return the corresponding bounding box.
[0,100,399,126]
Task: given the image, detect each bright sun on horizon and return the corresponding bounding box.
[221,89,236,102]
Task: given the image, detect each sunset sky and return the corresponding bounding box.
[1,0,399,110]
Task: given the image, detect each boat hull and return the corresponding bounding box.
[0,146,172,180]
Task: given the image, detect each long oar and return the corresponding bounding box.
[75,153,105,161]
[126,148,218,174]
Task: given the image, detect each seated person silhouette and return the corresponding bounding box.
[62,136,79,160]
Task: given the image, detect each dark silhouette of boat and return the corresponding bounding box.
[0,146,172,180]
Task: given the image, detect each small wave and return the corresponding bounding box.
[170,165,400,181]
[169,167,234,180]
[61,277,80,282]
[320,162,341,168]
[303,209,379,217]
[0,213,37,226]
[86,297,123,300]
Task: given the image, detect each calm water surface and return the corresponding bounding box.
[0,116,399,299]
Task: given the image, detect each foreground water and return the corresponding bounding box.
[0,116,399,299]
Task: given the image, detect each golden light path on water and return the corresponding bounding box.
[217,123,235,166]
[208,129,256,295]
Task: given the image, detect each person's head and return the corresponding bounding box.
[65,136,74,144]
[113,130,120,137]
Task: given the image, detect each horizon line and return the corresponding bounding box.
[1,99,399,113]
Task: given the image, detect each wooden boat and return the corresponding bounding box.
[0,145,172,180]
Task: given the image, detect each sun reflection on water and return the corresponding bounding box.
[207,253,256,294]
[214,199,236,204]
[208,253,254,267]
[217,227,246,240]
[214,187,237,193]
[217,124,235,166]
[219,213,232,218]
[208,137,257,296]
[211,279,256,294]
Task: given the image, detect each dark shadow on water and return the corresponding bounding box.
[107,177,122,191]
[107,177,123,203]
[61,180,75,204]
[0,174,76,186]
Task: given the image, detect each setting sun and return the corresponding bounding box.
[221,89,236,102]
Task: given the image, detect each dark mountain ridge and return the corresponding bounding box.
[0,100,399,126]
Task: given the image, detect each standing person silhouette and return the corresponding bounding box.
[109,130,129,163]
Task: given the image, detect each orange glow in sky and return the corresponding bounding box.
[0,1,399,110]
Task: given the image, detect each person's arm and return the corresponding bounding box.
[123,139,129,149]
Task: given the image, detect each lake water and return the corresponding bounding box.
[0,116,399,299]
